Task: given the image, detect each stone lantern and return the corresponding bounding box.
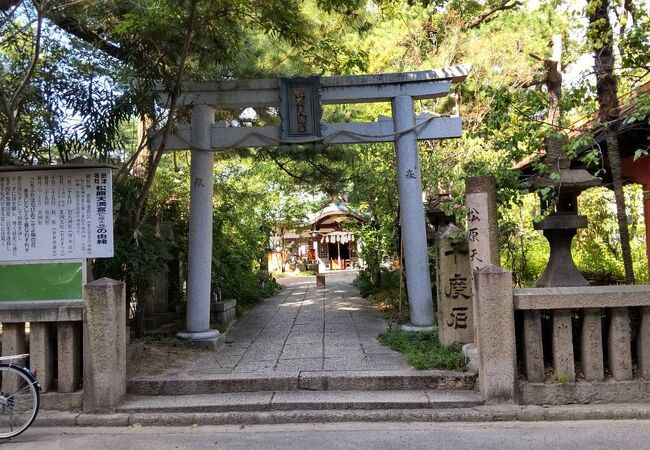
[533,135,601,288]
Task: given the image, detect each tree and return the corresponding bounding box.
[1,1,140,166]
[0,0,43,164]
[2,0,368,225]
[586,0,635,284]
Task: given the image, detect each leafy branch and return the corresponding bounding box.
[0,0,43,164]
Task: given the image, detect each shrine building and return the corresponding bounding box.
[268,202,366,272]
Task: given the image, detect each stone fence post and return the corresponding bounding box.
[474,265,517,403]
[83,278,126,413]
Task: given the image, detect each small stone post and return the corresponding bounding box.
[1,323,26,357]
[83,278,126,413]
[581,309,604,381]
[1,323,26,393]
[552,309,575,381]
[57,321,82,393]
[29,322,55,392]
[608,307,633,380]
[392,95,434,330]
[522,310,545,383]
[474,265,516,403]
[639,306,650,379]
[437,224,473,345]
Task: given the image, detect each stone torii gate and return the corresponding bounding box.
[155,65,471,345]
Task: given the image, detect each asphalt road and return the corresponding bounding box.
[4,421,650,449]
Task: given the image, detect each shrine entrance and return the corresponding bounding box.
[327,241,350,270]
[153,65,471,344]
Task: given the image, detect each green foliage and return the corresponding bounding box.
[367,287,405,324]
[211,201,279,308]
[93,176,172,302]
[378,328,465,370]
[6,0,650,329]
[625,82,650,158]
[499,185,649,287]
[133,152,289,312]
[554,371,569,386]
[574,186,648,283]
[354,267,401,298]
[499,194,550,287]
[1,1,137,164]
[297,270,319,276]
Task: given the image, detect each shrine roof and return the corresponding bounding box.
[308,202,367,225]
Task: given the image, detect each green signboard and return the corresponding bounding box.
[0,262,83,302]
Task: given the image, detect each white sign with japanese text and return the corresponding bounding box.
[0,167,113,261]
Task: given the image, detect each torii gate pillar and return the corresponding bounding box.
[177,104,220,346]
[393,95,435,330]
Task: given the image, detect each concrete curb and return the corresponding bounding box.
[33,403,650,427]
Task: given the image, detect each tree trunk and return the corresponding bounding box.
[587,0,635,284]
[606,133,635,282]
[546,34,563,128]
[133,113,155,179]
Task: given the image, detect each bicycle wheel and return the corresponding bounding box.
[0,365,39,439]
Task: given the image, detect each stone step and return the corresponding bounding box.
[128,369,476,396]
[33,402,650,427]
[118,389,482,414]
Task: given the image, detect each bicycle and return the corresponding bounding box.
[0,354,40,439]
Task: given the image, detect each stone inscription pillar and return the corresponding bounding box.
[437,224,474,345]
[57,321,82,393]
[465,176,499,353]
[465,176,499,271]
[392,95,434,329]
[178,104,220,344]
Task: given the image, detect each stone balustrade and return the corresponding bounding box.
[0,301,83,394]
[513,285,650,404]
[474,269,650,405]
[0,278,126,413]
[513,285,650,383]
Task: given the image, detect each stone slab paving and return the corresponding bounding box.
[196,271,409,375]
[184,271,411,377]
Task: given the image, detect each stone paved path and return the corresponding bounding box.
[182,271,411,376]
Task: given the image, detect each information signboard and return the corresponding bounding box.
[0,260,84,301]
[0,167,113,262]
